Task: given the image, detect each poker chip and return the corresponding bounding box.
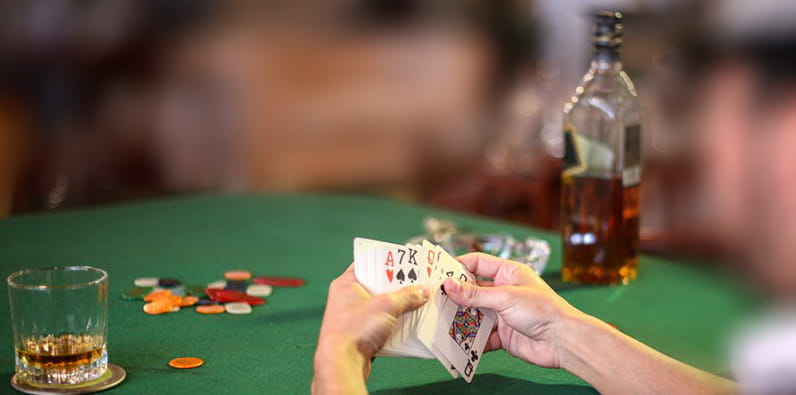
[246,284,273,297]
[134,277,159,288]
[196,305,225,314]
[225,280,248,292]
[180,296,199,307]
[205,288,266,305]
[144,290,172,302]
[252,276,305,287]
[121,287,152,301]
[195,299,217,306]
[224,270,252,281]
[186,285,207,297]
[206,280,227,289]
[224,302,252,315]
[158,278,181,287]
[143,300,174,315]
[169,357,204,369]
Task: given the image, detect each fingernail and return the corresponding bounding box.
[420,285,430,299]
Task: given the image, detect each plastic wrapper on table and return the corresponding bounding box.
[406,217,550,275]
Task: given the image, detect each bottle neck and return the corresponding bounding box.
[591,46,622,72]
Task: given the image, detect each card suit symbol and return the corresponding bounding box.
[439,284,447,296]
[386,269,394,282]
[427,266,432,277]
[464,362,473,377]
[396,269,405,284]
[470,350,479,362]
[408,268,417,282]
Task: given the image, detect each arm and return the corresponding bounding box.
[560,312,736,395]
[312,336,368,395]
[444,253,737,395]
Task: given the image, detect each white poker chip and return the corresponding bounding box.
[206,280,227,289]
[225,302,252,315]
[246,284,272,297]
[134,277,159,287]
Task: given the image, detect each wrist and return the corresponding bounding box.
[555,311,613,374]
[313,335,368,394]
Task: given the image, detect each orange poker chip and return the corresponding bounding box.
[169,357,204,369]
[196,304,225,314]
[167,294,183,306]
[224,270,252,281]
[143,299,174,315]
[180,296,199,307]
[144,289,173,302]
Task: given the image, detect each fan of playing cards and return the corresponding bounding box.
[354,237,497,382]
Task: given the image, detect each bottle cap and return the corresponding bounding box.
[594,11,623,48]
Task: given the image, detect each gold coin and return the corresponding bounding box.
[169,357,204,369]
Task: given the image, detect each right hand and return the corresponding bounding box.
[443,253,585,369]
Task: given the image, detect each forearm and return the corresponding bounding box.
[558,313,737,395]
[312,337,368,395]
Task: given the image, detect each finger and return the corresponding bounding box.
[457,253,527,281]
[484,329,502,352]
[370,285,429,317]
[443,278,511,311]
[330,263,357,289]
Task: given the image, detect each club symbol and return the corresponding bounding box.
[470,351,479,362]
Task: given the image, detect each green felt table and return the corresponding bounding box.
[0,194,755,394]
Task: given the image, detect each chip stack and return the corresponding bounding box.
[122,270,305,316]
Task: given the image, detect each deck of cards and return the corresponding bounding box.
[354,237,497,382]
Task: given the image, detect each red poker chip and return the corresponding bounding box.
[252,276,305,287]
[204,288,266,306]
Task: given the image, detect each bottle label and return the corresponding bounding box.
[562,126,581,171]
[623,124,641,187]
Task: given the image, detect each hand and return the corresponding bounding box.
[443,253,584,369]
[313,264,428,394]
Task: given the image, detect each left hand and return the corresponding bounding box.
[313,263,428,394]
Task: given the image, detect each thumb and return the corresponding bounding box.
[444,278,508,310]
[371,285,430,317]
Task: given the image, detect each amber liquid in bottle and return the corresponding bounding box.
[560,11,641,284]
[561,172,639,284]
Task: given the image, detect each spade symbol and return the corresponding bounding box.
[440,284,447,296]
[408,268,417,283]
[396,269,405,284]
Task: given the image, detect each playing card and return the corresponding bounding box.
[352,237,495,380]
[433,303,496,382]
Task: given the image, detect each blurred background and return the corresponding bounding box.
[0,0,794,268]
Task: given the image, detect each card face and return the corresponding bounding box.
[434,303,496,382]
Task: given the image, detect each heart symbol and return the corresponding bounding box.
[386,269,394,282]
[427,267,432,277]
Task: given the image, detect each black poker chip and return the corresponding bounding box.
[158,278,181,287]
